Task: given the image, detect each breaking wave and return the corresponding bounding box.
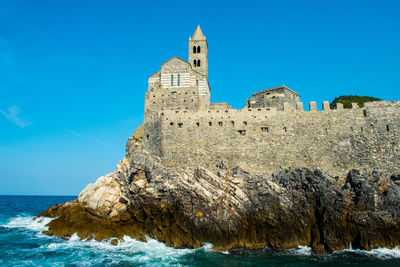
[1,214,400,266]
[1,215,53,231]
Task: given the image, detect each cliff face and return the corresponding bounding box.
[39,136,400,254]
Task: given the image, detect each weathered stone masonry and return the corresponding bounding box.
[141,26,400,180]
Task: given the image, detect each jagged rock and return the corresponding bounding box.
[38,137,400,254]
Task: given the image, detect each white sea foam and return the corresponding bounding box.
[201,242,214,252]
[1,215,53,231]
[6,214,400,263]
[289,246,314,256]
[39,234,196,265]
[287,245,400,259]
[335,246,400,259]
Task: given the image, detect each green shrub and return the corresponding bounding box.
[330,95,382,109]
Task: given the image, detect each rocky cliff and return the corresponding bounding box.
[38,134,400,254]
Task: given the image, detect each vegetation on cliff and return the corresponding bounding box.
[330,95,382,109]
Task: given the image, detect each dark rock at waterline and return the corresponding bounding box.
[38,138,400,254]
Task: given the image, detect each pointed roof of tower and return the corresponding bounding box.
[192,25,206,40]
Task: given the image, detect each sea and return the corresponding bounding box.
[1,196,400,266]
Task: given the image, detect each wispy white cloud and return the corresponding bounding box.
[64,129,112,146]
[64,128,81,137]
[0,106,31,128]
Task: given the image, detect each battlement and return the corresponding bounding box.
[142,99,400,179]
[140,26,400,181]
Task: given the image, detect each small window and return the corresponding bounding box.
[170,122,174,126]
[238,130,246,135]
[193,46,196,53]
[261,127,269,132]
[146,135,149,140]
[170,74,173,86]
[196,122,200,127]
[243,121,247,126]
[177,74,180,86]
[197,59,201,67]
[193,60,197,67]
[218,122,223,126]
[387,125,390,132]
[283,127,287,132]
[197,46,201,53]
[196,80,199,86]
[158,73,161,82]
[178,123,183,128]
[209,122,212,126]
[231,121,235,126]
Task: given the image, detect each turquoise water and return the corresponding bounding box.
[1,196,400,266]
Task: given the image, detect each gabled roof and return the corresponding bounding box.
[192,25,206,40]
[148,57,190,78]
[148,70,160,78]
[252,85,299,97]
[161,56,189,66]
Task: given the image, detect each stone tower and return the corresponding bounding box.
[189,25,208,78]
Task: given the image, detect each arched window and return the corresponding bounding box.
[193,46,196,53]
[177,74,180,86]
[170,74,173,86]
[197,59,201,67]
[197,46,201,53]
[193,60,197,67]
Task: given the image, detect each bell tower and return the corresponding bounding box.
[189,25,208,78]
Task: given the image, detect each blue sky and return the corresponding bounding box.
[0,0,399,195]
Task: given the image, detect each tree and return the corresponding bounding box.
[330,95,382,109]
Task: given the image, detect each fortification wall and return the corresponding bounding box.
[142,101,400,180]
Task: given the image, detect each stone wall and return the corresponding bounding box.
[247,86,300,110]
[142,101,400,180]
[146,57,210,113]
[210,102,232,109]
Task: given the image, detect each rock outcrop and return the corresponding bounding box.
[38,135,400,254]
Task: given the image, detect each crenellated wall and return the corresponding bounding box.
[142,101,400,180]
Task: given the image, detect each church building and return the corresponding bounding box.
[145,26,300,114]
